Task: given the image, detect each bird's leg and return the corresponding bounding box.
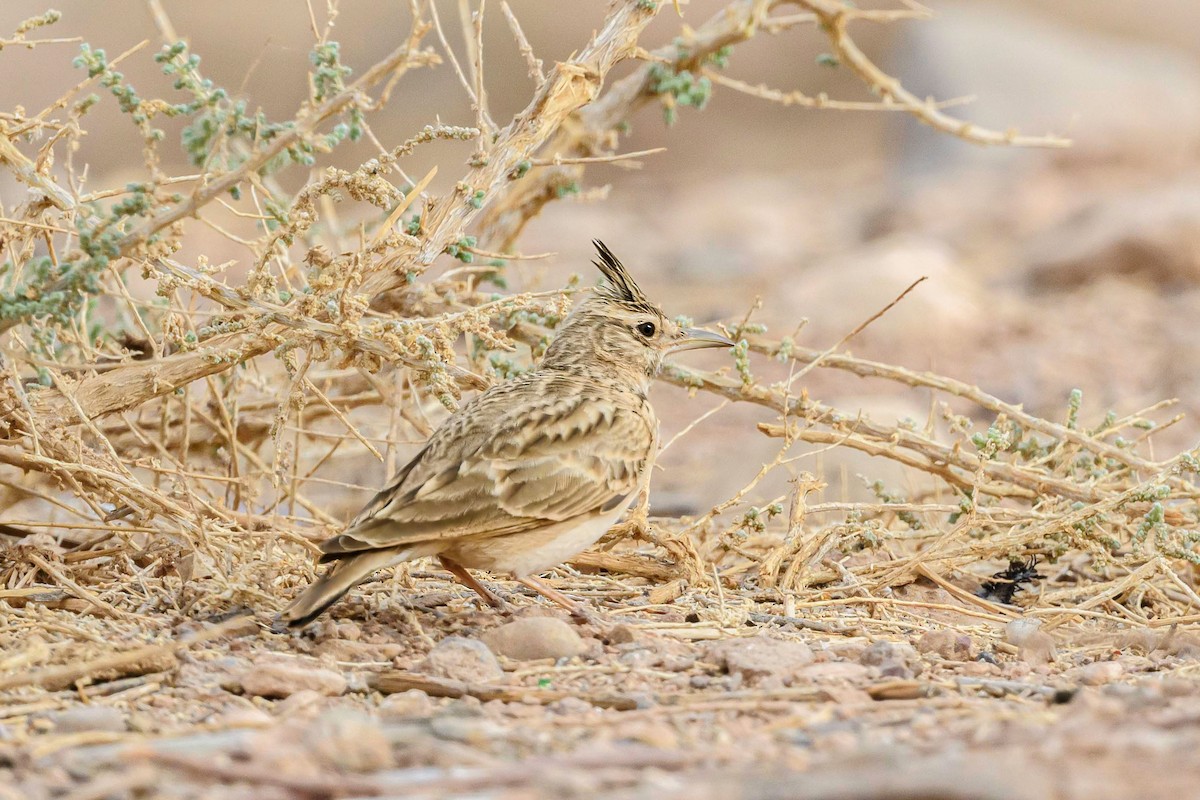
[516,576,593,624]
[438,556,509,610]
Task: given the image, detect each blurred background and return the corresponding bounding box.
[3,0,1198,515]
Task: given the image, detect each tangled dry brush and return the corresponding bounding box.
[2,0,1199,686]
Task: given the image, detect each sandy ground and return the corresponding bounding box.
[6,3,1200,797]
[5,566,1200,800]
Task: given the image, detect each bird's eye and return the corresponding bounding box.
[636,321,656,337]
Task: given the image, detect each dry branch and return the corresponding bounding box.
[1,1,1191,662]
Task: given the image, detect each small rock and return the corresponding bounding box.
[275,689,325,717]
[1070,661,1125,686]
[1005,618,1044,648]
[959,661,1000,677]
[917,629,974,661]
[548,696,595,716]
[657,652,697,672]
[216,707,274,728]
[420,636,503,683]
[240,661,347,699]
[878,661,915,680]
[1018,631,1058,667]
[333,620,362,641]
[303,708,394,772]
[481,617,586,661]
[1163,633,1200,660]
[825,641,866,661]
[705,635,815,687]
[48,706,126,734]
[618,649,656,669]
[795,661,870,683]
[1026,185,1200,290]
[607,624,639,645]
[429,714,502,743]
[379,690,434,720]
[858,641,919,668]
[314,639,403,662]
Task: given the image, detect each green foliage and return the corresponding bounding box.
[0,181,161,325]
[735,502,783,536]
[733,338,752,386]
[706,46,733,69]
[870,481,923,530]
[648,63,712,126]
[1065,388,1083,430]
[445,236,478,263]
[310,42,351,102]
[73,44,145,116]
[10,9,62,38]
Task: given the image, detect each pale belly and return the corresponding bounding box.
[439,418,656,578]
[442,495,634,577]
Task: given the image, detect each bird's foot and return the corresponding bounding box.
[439,556,510,611]
[516,576,602,627]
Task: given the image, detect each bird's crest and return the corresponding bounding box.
[591,240,654,311]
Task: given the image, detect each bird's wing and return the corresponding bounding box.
[319,383,651,558]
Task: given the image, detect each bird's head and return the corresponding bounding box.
[541,241,734,384]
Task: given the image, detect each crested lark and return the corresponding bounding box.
[278,240,732,627]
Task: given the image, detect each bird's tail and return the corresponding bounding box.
[275,547,412,630]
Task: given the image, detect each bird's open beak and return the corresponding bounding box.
[669,328,735,353]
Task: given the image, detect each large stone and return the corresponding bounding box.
[240,661,347,699]
[917,629,974,662]
[1069,661,1125,686]
[302,708,394,773]
[419,636,504,683]
[1025,184,1200,290]
[887,2,1200,176]
[481,617,586,662]
[1018,632,1058,667]
[48,706,126,734]
[785,234,987,368]
[705,635,815,688]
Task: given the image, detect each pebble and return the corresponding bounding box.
[607,624,639,645]
[1164,634,1200,660]
[48,706,126,734]
[1071,661,1125,686]
[858,641,920,679]
[795,661,870,683]
[917,629,974,661]
[959,660,1000,677]
[617,648,657,669]
[378,689,434,720]
[1018,631,1058,667]
[1005,618,1043,647]
[274,689,325,717]
[240,661,347,699]
[858,641,919,667]
[429,714,503,743]
[216,707,274,728]
[302,708,394,772]
[420,636,504,683]
[481,617,586,661]
[314,639,403,662]
[705,635,815,687]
